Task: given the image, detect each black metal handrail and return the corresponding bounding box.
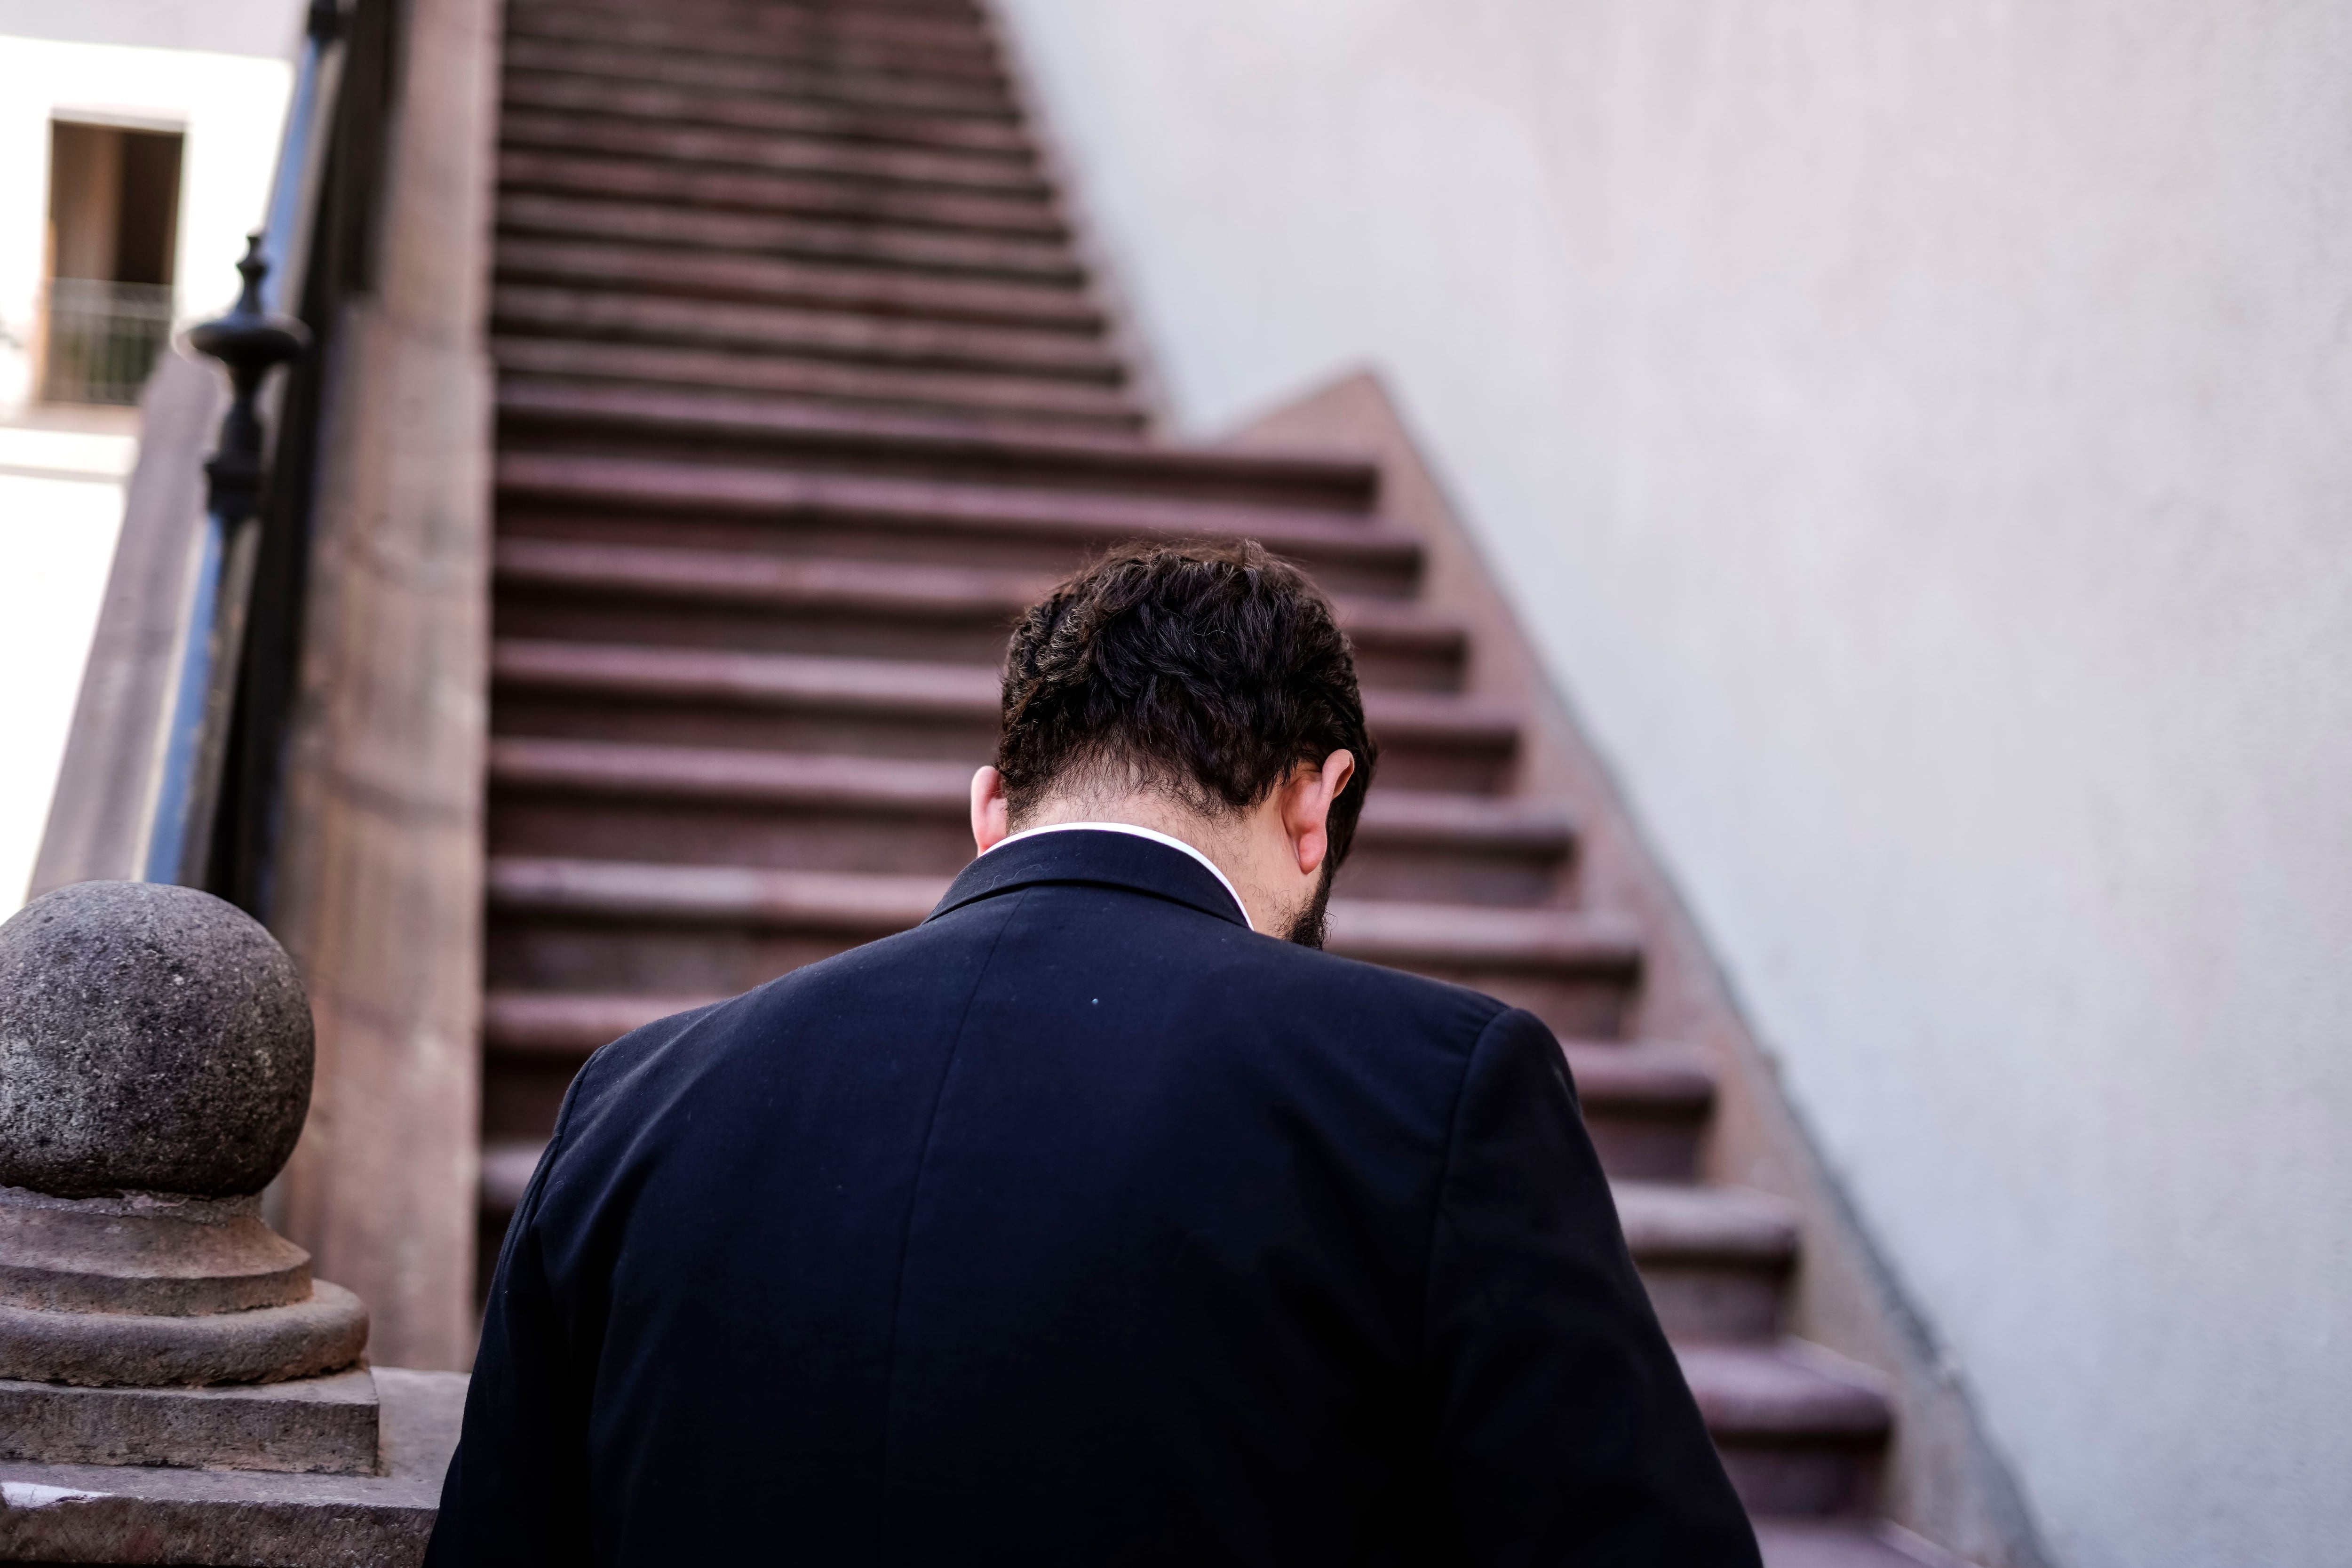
[141,0,382,899]
[143,240,308,885]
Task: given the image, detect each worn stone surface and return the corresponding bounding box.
[0,1282,368,1390]
[265,0,500,1371]
[0,881,313,1200]
[0,1367,380,1475]
[0,1365,461,1563]
[0,1188,312,1316]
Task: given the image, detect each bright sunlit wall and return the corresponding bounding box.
[0,0,303,908]
[994,4,2352,1566]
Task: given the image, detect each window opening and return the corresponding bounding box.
[42,120,184,406]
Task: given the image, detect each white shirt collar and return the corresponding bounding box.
[983,820,1252,930]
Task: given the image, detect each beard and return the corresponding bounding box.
[1282,860,1337,949]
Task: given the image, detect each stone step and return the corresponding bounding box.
[502,67,1033,158]
[1755,1522,1977,1568]
[486,640,1516,792]
[507,0,998,54]
[491,336,1139,431]
[489,856,945,932]
[467,0,1915,1537]
[495,239,1098,333]
[505,4,1004,83]
[518,0,989,50]
[479,1137,550,1215]
[500,149,1065,239]
[483,734,1571,902]
[1615,1180,1800,1340]
[481,855,1640,1037]
[498,36,1017,121]
[493,381,1377,509]
[543,0,987,21]
[496,193,1081,282]
[491,454,1423,596]
[500,110,1045,198]
[1562,1042,1716,1181]
[492,287,1111,381]
[489,538,1461,685]
[1678,1342,1894,1518]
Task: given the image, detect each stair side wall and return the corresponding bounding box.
[1227,369,2050,1568]
[265,0,505,1372]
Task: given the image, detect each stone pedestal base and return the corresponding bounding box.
[0,1365,379,1475]
[0,1366,462,1566]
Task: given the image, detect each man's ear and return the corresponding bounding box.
[971,765,1011,853]
[1287,750,1357,875]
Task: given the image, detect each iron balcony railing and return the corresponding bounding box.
[40,279,176,406]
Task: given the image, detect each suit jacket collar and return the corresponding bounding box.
[928,828,1250,930]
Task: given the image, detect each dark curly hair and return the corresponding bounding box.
[997,540,1377,870]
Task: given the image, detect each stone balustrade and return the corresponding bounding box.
[0,882,462,1564]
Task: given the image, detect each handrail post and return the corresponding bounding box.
[143,238,309,888]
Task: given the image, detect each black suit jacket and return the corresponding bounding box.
[428,829,1758,1565]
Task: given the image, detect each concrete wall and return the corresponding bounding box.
[993,3,2352,1565]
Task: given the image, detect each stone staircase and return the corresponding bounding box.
[474,1,1948,1560]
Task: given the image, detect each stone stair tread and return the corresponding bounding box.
[506,3,1000,56]
[488,855,947,929]
[490,639,1515,747]
[500,149,1064,239]
[496,198,1082,281]
[485,854,1640,970]
[490,337,1139,427]
[486,736,1570,852]
[479,1138,549,1214]
[496,238,1099,331]
[1677,1341,1894,1441]
[501,70,1031,157]
[513,0,993,56]
[492,455,1420,568]
[485,990,724,1055]
[504,8,1004,82]
[1561,1041,1717,1111]
[493,380,1378,502]
[501,74,1025,163]
[501,110,1044,197]
[1321,899,1642,971]
[492,288,1111,374]
[492,639,999,712]
[1352,788,1572,848]
[493,736,972,808]
[1755,1522,1976,1568]
[494,537,1058,613]
[492,303,1115,385]
[491,539,1457,653]
[1613,1180,1800,1263]
[499,38,1017,121]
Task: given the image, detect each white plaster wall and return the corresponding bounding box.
[993,3,2352,1565]
[0,2,303,910]
[0,420,135,910]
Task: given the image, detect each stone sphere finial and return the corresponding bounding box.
[0,881,313,1199]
